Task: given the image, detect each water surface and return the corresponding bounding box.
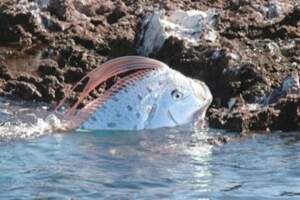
[0,98,300,199]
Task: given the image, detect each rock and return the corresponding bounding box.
[0,0,299,132]
[38,75,64,102]
[64,67,85,83]
[7,81,42,100]
[274,94,300,131]
[37,59,62,77]
[264,71,299,105]
[221,63,268,103]
[47,0,73,21]
[137,9,219,56]
[17,74,41,84]
[107,0,128,24]
[0,64,12,80]
[95,1,114,15]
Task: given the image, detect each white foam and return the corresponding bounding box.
[138,9,218,56]
[0,115,59,140]
[0,99,62,140]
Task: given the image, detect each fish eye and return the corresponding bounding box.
[171,89,184,100]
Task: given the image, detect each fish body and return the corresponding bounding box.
[56,56,212,131]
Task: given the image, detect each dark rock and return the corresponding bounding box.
[95,1,114,15]
[7,81,42,100]
[47,0,73,21]
[274,95,300,131]
[73,35,98,49]
[0,0,299,133]
[107,0,128,24]
[73,0,96,17]
[208,107,279,133]
[220,63,267,103]
[17,74,41,84]
[108,36,136,57]
[38,75,64,102]
[64,67,85,83]
[37,59,62,77]
[0,64,12,80]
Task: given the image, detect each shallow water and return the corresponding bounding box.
[0,99,300,199]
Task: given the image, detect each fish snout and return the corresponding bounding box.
[193,80,213,107]
[191,80,212,124]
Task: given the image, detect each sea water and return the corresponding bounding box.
[0,98,300,199]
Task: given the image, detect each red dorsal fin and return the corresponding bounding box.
[55,56,166,120]
[63,69,153,130]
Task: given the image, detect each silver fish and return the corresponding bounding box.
[56,56,212,131]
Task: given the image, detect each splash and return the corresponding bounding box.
[0,98,62,140]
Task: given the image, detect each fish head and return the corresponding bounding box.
[149,71,212,128]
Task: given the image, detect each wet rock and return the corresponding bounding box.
[264,71,299,104]
[95,1,114,15]
[7,81,42,100]
[17,74,41,85]
[107,0,128,24]
[137,9,219,56]
[38,75,64,102]
[209,70,300,132]
[228,0,251,10]
[274,94,300,131]
[208,106,279,133]
[64,67,85,83]
[37,59,63,77]
[0,0,53,45]
[221,63,268,103]
[47,0,73,21]
[0,64,12,80]
[0,0,299,132]
[0,80,5,96]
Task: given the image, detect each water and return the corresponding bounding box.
[0,98,300,199]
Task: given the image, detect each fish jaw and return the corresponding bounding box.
[191,79,213,122]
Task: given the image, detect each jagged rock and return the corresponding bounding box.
[107,0,128,24]
[273,94,300,131]
[0,64,12,80]
[7,81,42,100]
[17,74,41,85]
[64,67,85,83]
[38,75,64,102]
[0,0,299,132]
[37,59,62,77]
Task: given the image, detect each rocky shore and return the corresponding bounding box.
[0,0,299,132]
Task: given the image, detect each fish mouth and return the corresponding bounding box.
[167,110,179,126]
[193,81,212,126]
[192,105,209,126]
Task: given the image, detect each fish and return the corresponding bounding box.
[55,56,212,131]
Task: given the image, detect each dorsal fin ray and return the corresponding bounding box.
[55,56,166,119]
[63,69,153,130]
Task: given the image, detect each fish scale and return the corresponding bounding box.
[81,68,169,130]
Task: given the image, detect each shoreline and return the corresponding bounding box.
[0,0,299,133]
